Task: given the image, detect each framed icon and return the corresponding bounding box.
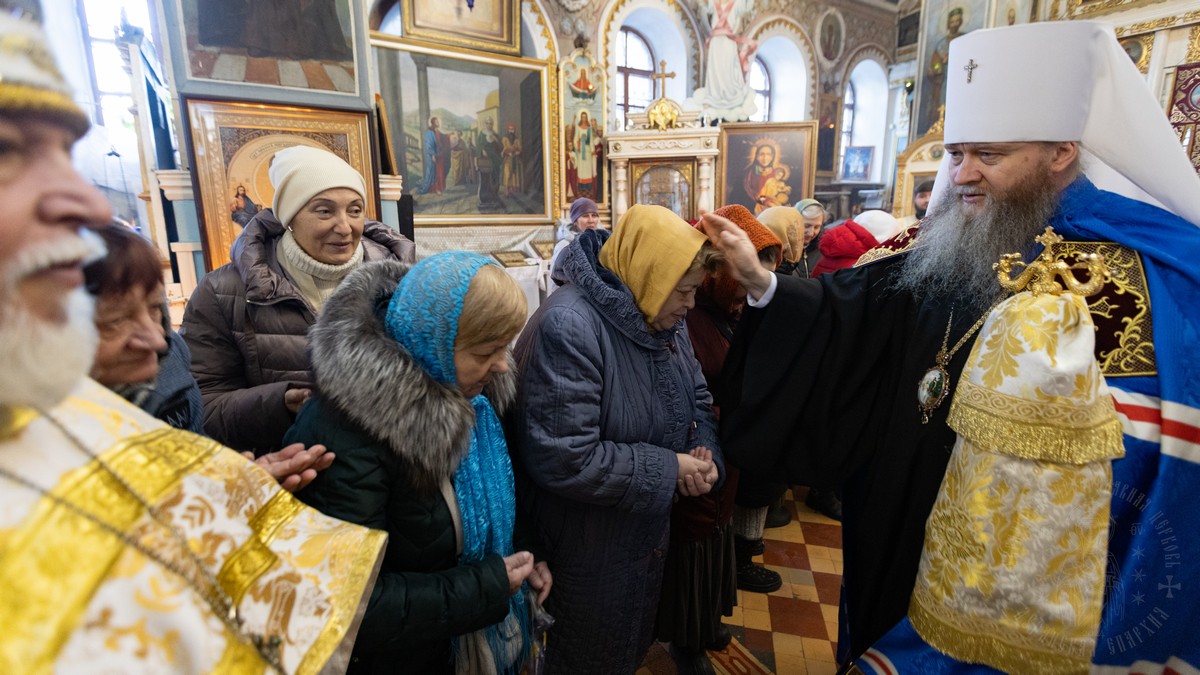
[186,99,376,270]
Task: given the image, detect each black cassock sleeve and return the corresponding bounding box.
[720,261,913,488]
[719,256,983,658]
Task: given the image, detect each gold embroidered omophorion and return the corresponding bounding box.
[0,411,286,672]
[908,238,1122,674]
[1059,241,1155,377]
[0,379,385,674]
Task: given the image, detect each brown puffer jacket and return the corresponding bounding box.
[180,209,415,453]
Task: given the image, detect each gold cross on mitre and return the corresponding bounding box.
[651,60,675,98]
[963,58,979,83]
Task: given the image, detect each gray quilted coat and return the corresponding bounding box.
[511,229,722,673]
[180,209,414,453]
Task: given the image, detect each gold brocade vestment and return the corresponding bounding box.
[909,292,1124,674]
[0,379,386,674]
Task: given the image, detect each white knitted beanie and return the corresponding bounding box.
[269,146,367,228]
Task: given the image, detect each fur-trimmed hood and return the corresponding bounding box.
[307,260,517,486]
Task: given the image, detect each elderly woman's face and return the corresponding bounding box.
[650,267,704,332]
[454,338,510,398]
[90,282,168,386]
[803,215,824,246]
[289,187,365,265]
[575,211,600,230]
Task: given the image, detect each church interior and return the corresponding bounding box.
[25,0,1200,672]
[47,0,1200,326]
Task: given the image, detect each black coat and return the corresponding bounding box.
[286,261,517,674]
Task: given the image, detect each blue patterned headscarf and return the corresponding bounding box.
[384,251,528,673]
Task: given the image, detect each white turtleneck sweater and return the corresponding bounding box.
[276,230,364,312]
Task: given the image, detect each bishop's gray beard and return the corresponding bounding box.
[893,165,1062,313]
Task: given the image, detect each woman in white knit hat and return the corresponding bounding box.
[181,145,415,455]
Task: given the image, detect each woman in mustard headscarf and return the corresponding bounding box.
[512,204,725,672]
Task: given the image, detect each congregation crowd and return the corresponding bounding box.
[3,8,1200,675]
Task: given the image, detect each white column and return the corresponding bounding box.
[169,241,203,297]
[156,170,194,202]
[611,158,629,224]
[697,156,714,214]
[378,175,404,201]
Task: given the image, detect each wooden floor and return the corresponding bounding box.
[639,487,844,674]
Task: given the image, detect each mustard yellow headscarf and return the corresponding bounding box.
[599,204,708,325]
[757,206,805,264]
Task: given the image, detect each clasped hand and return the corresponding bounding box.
[676,446,719,497]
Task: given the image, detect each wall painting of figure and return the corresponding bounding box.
[560,49,606,211]
[373,36,553,225]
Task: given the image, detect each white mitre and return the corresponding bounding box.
[928,21,1200,228]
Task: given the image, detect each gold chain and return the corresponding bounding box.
[936,302,999,366]
[0,412,285,673]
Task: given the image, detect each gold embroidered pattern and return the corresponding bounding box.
[853,224,923,266]
[949,380,1125,464]
[294,526,387,675]
[0,456,151,667]
[912,289,1115,673]
[217,490,304,605]
[911,446,1111,673]
[0,419,385,674]
[910,585,1093,674]
[214,624,270,674]
[921,446,1001,604]
[1060,241,1155,377]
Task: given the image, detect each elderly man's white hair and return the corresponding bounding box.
[928,21,1200,228]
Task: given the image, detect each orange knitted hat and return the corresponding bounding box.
[700,205,782,313]
[712,205,783,256]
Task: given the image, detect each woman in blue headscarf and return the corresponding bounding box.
[286,253,551,674]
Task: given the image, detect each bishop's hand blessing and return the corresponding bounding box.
[698,210,774,301]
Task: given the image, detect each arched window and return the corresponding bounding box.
[747,57,771,122]
[841,59,889,182]
[754,35,809,121]
[839,81,856,172]
[616,27,655,130]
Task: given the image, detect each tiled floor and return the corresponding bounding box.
[639,487,844,674]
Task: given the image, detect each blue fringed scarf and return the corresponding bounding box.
[384,251,529,674]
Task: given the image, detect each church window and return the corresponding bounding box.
[748,57,772,122]
[76,0,159,127]
[616,27,656,130]
[840,81,856,171]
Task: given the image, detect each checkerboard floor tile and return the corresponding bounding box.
[639,487,843,674]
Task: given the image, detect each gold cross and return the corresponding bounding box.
[1034,226,1064,254]
[650,60,676,98]
[963,58,979,83]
